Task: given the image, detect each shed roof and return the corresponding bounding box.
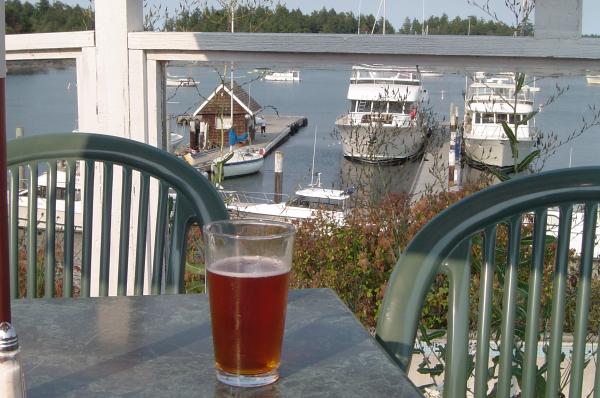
[192,82,262,116]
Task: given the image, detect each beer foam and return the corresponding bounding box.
[208,256,289,278]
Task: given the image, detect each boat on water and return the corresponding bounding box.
[264,70,300,82]
[17,170,83,231]
[166,74,197,87]
[463,72,540,170]
[169,132,184,151]
[586,74,600,85]
[220,176,354,225]
[211,148,265,178]
[334,64,428,163]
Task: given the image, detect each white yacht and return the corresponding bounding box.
[463,72,540,170]
[335,64,428,163]
[586,74,600,85]
[166,74,197,87]
[264,70,300,82]
[17,170,84,231]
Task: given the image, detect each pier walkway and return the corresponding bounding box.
[181,115,307,172]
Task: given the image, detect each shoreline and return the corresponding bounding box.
[7,59,75,75]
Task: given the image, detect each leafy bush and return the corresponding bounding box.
[291,187,477,329]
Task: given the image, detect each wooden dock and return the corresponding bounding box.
[182,115,307,171]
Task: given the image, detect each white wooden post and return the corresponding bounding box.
[95,0,143,136]
[535,0,583,39]
[88,0,150,295]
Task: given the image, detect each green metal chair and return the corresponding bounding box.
[7,132,228,298]
[376,167,600,398]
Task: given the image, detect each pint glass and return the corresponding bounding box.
[203,219,295,387]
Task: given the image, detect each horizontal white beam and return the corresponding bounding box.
[6,31,95,51]
[130,32,600,59]
[6,51,82,60]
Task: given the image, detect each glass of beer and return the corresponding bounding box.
[203,219,295,388]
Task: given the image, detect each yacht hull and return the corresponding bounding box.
[336,121,425,163]
[464,137,534,169]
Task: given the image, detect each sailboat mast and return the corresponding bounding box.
[357,0,362,35]
[422,0,425,35]
[383,0,386,35]
[310,125,317,187]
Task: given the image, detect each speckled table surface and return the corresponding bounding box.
[12,288,422,397]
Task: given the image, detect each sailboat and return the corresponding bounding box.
[220,127,354,224]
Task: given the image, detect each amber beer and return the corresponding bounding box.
[204,219,294,387]
[208,256,290,376]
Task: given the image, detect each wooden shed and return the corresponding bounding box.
[192,81,262,148]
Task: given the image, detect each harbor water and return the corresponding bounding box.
[6,63,600,202]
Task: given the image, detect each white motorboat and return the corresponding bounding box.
[17,170,83,231]
[212,148,264,178]
[220,179,354,225]
[169,132,184,151]
[264,70,300,82]
[463,72,540,170]
[166,74,197,87]
[334,64,428,163]
[586,74,600,85]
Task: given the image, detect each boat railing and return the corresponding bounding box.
[219,190,291,205]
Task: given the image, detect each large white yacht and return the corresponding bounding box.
[335,64,428,163]
[463,72,539,170]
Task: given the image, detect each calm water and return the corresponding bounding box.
[7,64,600,198]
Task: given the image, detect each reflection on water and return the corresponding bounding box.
[339,157,422,205]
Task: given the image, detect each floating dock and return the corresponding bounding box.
[181,115,307,172]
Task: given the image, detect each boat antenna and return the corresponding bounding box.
[357,0,362,35]
[310,125,318,187]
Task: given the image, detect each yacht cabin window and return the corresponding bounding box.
[482,113,494,123]
[372,101,387,113]
[356,101,369,112]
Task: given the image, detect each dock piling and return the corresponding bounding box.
[274,151,283,203]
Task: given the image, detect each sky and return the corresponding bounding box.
[60,0,599,34]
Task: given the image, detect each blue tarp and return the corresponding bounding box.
[228,129,248,145]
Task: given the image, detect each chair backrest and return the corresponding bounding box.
[7,132,228,298]
[376,167,600,398]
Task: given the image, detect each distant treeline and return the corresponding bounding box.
[5,0,93,34]
[5,1,529,36]
[399,14,532,36]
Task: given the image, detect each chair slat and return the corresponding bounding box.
[134,173,150,295]
[474,226,497,398]
[545,204,573,398]
[569,202,597,398]
[80,160,95,297]
[167,194,197,294]
[151,182,169,295]
[8,167,19,299]
[62,160,76,297]
[442,240,471,398]
[99,163,114,296]
[44,163,57,298]
[117,167,132,296]
[521,208,548,398]
[497,216,523,398]
[26,163,38,298]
